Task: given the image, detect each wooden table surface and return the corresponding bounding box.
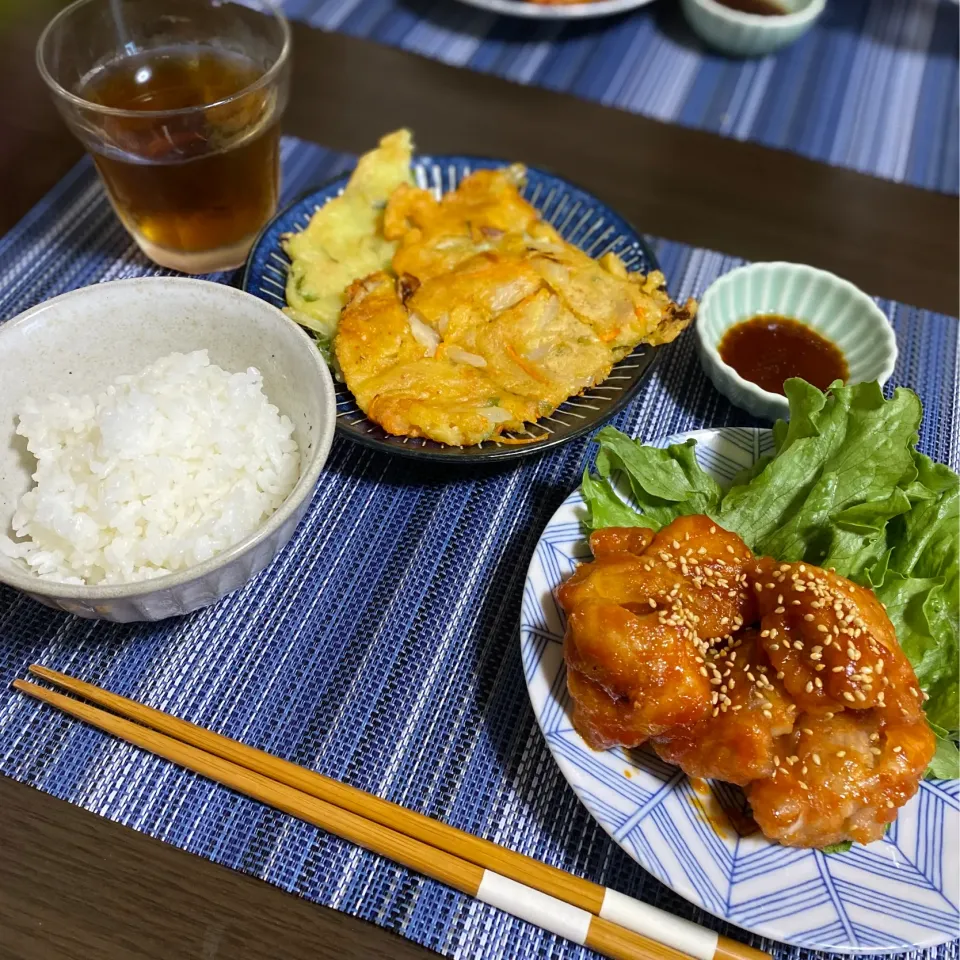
[0,7,957,960]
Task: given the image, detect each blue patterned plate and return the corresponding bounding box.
[243,156,668,462]
[521,427,960,953]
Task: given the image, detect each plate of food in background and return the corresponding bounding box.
[244,131,693,461]
[521,380,959,952]
[450,0,656,20]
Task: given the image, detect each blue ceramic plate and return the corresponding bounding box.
[521,427,959,953]
[243,156,668,462]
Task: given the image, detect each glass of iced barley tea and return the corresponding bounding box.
[37,0,290,273]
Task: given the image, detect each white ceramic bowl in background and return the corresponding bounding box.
[0,278,336,622]
[696,262,898,420]
[680,0,825,57]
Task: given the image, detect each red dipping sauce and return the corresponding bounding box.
[712,0,788,14]
[717,315,849,395]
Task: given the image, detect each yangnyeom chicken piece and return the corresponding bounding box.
[588,526,655,558]
[747,709,936,848]
[652,630,797,785]
[557,550,678,612]
[564,599,712,740]
[559,517,756,643]
[750,558,926,721]
[565,644,658,750]
[642,516,758,641]
[558,515,938,850]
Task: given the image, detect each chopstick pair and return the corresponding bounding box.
[15,666,768,960]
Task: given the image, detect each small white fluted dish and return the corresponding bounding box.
[0,278,336,622]
[679,0,825,57]
[696,262,898,421]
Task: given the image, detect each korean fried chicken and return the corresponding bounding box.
[559,515,755,642]
[564,664,658,750]
[652,630,797,785]
[335,166,694,445]
[750,557,926,720]
[564,601,712,743]
[588,526,654,557]
[559,515,936,848]
[558,516,755,750]
[748,710,935,847]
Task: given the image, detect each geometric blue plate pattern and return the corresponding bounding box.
[521,427,960,954]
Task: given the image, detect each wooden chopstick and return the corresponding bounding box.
[16,678,676,960]
[20,665,769,960]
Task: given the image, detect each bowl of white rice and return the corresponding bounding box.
[0,277,336,621]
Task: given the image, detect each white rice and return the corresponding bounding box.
[1,350,300,586]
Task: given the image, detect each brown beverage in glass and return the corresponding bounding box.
[38,0,290,273]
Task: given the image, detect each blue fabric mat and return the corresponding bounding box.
[0,138,957,960]
[280,0,959,194]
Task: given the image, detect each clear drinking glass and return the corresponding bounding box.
[37,0,290,273]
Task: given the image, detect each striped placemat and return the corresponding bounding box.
[0,138,957,960]
[281,0,959,194]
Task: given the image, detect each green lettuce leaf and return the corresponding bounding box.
[589,428,721,530]
[870,454,959,740]
[926,727,960,779]
[592,428,722,528]
[821,841,853,854]
[580,468,654,531]
[718,380,922,568]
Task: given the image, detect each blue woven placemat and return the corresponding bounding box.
[0,138,957,960]
[280,0,959,194]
